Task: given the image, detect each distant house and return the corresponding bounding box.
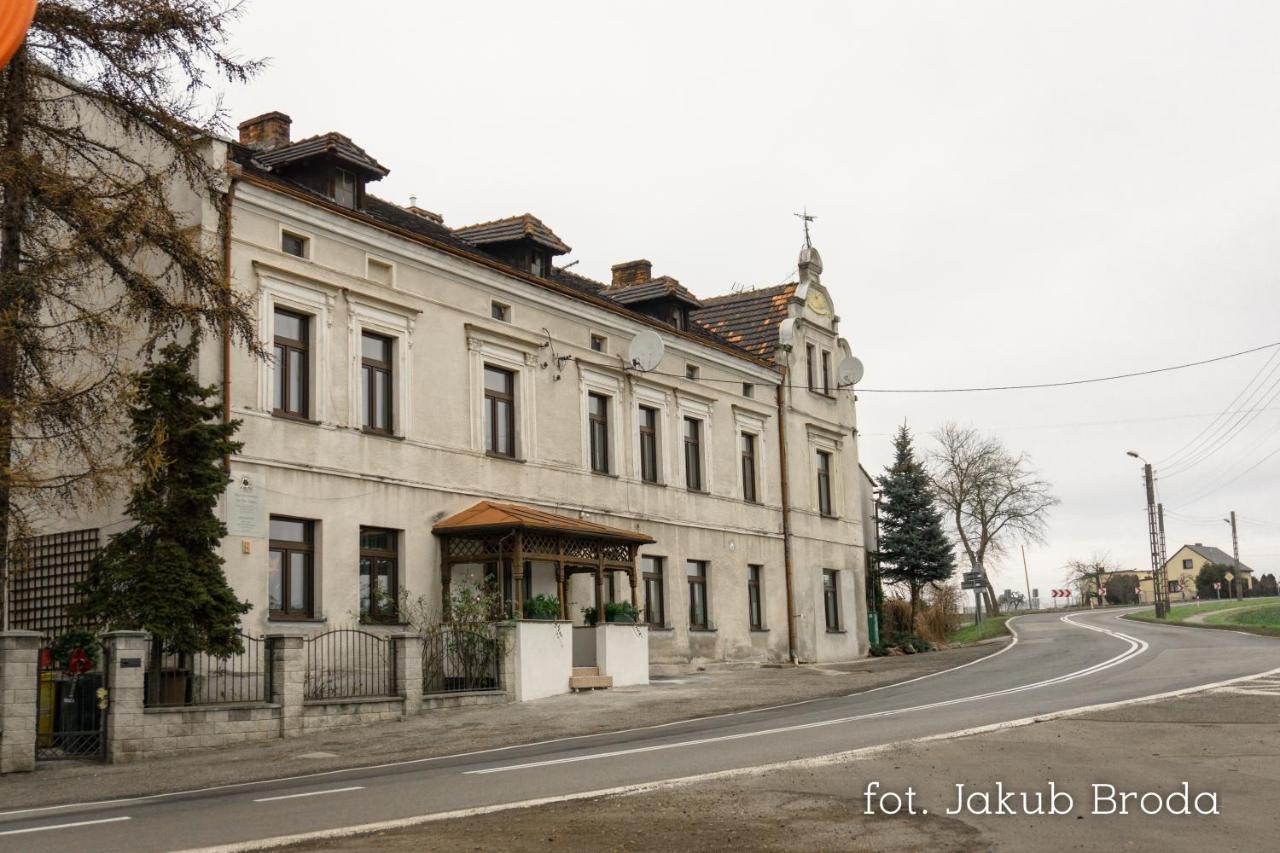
[1163,543,1255,598]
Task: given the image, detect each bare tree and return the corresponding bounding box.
[1064,553,1122,606]
[0,2,262,628]
[928,423,1059,615]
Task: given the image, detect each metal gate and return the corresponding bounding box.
[35,646,108,762]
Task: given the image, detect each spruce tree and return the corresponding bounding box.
[74,342,249,656]
[878,425,956,623]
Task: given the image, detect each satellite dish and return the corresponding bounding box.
[627,329,665,372]
[837,355,864,388]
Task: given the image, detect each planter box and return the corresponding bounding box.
[595,623,649,687]
[510,620,574,702]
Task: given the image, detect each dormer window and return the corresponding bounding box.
[334,168,357,208]
[531,250,547,277]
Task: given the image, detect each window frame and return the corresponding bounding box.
[823,568,841,632]
[280,230,309,259]
[360,331,394,435]
[643,555,665,627]
[806,343,817,391]
[273,307,311,420]
[334,167,357,208]
[484,364,517,458]
[816,449,834,517]
[687,560,709,630]
[491,301,511,322]
[822,350,832,395]
[638,405,660,484]
[685,364,700,381]
[748,564,764,630]
[590,334,607,353]
[269,516,315,620]
[740,432,759,503]
[359,527,399,624]
[684,416,704,492]
[588,391,611,474]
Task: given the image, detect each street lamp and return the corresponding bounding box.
[1127,451,1169,618]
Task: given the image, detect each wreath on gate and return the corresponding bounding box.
[50,629,100,675]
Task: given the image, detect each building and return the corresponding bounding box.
[18,109,871,668]
[1164,543,1255,599]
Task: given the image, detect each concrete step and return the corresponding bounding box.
[569,673,613,691]
[572,666,600,677]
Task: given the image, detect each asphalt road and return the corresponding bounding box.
[2,609,1278,852]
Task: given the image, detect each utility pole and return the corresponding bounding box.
[1128,455,1168,619]
[1021,544,1032,608]
[1227,511,1242,601]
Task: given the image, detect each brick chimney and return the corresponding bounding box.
[610,259,652,289]
[238,111,292,151]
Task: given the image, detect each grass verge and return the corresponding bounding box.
[1125,596,1280,638]
[947,614,1012,646]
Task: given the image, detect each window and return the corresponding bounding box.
[281,231,308,258]
[823,569,840,631]
[590,334,607,353]
[822,350,832,395]
[687,560,708,629]
[643,556,665,626]
[361,332,393,434]
[806,343,816,391]
[670,309,687,330]
[740,433,758,503]
[531,250,547,277]
[491,301,510,322]
[748,565,763,630]
[1168,580,1180,593]
[742,382,754,398]
[817,450,833,516]
[273,308,309,419]
[639,405,659,484]
[1182,558,1193,569]
[359,527,398,623]
[334,168,357,208]
[684,417,703,491]
[366,257,393,285]
[588,392,610,474]
[269,517,314,619]
[685,364,700,381]
[484,365,516,457]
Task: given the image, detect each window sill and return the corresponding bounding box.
[825,628,847,635]
[272,412,321,426]
[646,625,674,632]
[686,487,709,495]
[640,479,665,488]
[361,429,404,441]
[485,452,525,463]
[591,470,619,479]
[688,627,717,633]
[359,619,408,627]
[819,513,840,521]
[750,627,770,633]
[267,615,326,624]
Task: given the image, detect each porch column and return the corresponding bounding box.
[594,567,605,623]
[512,530,525,617]
[556,564,567,620]
[629,567,639,610]
[441,562,453,622]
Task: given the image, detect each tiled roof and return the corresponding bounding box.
[433,501,655,543]
[1177,544,1254,573]
[453,214,571,255]
[692,283,796,357]
[550,266,607,295]
[609,277,702,307]
[256,132,390,177]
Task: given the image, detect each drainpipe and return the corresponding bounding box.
[220,174,239,473]
[776,370,798,664]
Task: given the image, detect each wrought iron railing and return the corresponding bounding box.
[421,625,502,695]
[304,629,396,700]
[144,633,271,708]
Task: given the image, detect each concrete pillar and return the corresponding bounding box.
[0,631,43,774]
[102,630,149,764]
[391,634,421,717]
[267,635,305,738]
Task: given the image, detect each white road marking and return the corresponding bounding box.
[464,614,1147,774]
[252,786,365,803]
[175,664,1280,853]
[0,623,1021,821]
[0,816,131,836]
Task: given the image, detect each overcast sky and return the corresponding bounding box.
[221,1,1280,595]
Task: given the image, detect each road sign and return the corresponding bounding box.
[961,580,981,590]
[1214,581,1221,590]
[962,572,983,583]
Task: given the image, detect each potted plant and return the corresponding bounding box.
[522,594,560,620]
[581,601,640,625]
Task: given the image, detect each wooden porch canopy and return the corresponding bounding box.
[432,501,655,620]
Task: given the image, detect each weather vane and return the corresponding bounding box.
[794,208,816,248]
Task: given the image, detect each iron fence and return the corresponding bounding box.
[144,634,271,708]
[422,625,503,695]
[304,629,396,700]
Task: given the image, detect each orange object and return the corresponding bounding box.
[0,0,37,70]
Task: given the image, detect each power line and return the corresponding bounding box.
[1156,347,1280,468]
[854,340,1280,394]
[1160,358,1280,477]
[1172,441,1280,509]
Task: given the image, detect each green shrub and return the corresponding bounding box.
[581,601,641,625]
[522,594,560,620]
